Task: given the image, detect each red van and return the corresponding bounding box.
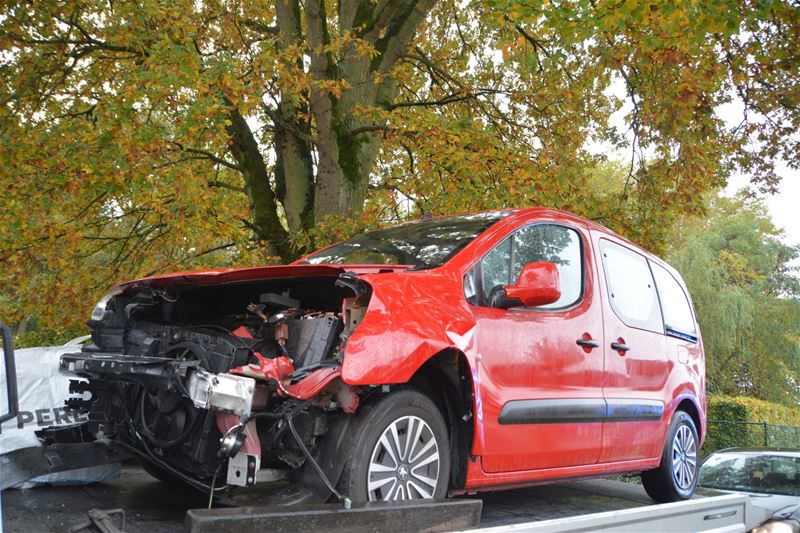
[61,208,705,504]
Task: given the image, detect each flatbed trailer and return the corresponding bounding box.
[1,464,757,533]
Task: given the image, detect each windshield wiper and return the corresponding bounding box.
[407,261,432,271]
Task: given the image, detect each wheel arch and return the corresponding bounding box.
[406,348,474,493]
[672,395,704,446]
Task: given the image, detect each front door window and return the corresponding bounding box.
[471,224,583,310]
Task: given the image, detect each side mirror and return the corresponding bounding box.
[491,262,561,309]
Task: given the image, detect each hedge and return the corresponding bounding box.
[10,326,87,350]
[704,395,800,455]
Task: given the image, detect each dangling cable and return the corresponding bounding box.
[286,414,351,509]
[207,463,223,509]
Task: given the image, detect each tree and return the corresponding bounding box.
[491,0,798,246]
[1,0,797,330]
[668,195,800,406]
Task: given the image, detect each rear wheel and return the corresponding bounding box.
[641,410,699,502]
[340,389,450,502]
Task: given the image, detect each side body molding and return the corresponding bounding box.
[499,399,664,425]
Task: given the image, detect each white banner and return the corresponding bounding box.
[0,341,121,486]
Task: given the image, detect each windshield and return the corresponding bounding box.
[699,452,800,496]
[300,211,513,268]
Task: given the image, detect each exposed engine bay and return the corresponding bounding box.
[60,273,370,494]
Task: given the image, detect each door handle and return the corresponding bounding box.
[576,339,600,348]
[611,342,631,352]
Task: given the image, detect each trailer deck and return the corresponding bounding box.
[1,464,716,532]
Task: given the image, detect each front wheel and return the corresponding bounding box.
[641,410,699,502]
[340,389,451,502]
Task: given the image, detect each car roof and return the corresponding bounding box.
[709,447,800,458]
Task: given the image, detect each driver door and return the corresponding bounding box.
[467,222,606,472]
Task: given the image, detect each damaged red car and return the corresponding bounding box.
[61,208,706,504]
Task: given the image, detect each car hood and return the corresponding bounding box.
[113,263,412,292]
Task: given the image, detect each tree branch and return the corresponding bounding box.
[261,104,315,143]
[389,89,503,109]
[242,19,278,35]
[208,180,246,193]
[350,124,392,136]
[373,0,438,74]
[3,30,143,56]
[187,241,237,260]
[169,142,243,171]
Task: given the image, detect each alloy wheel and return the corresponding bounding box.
[671,424,697,490]
[366,415,440,501]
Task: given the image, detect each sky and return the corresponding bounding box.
[764,177,799,246]
[596,78,799,252]
[716,98,799,257]
[725,164,800,247]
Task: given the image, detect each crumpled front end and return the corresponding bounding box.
[60,270,370,494]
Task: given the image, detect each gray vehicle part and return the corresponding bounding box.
[0,441,133,490]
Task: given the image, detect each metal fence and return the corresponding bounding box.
[706,419,800,454]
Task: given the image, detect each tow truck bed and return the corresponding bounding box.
[1,465,750,533]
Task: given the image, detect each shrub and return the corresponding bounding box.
[12,326,87,349]
[705,395,800,455]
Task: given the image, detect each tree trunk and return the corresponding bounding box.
[335,0,436,215]
[225,106,291,259]
[305,0,347,220]
[135,1,434,262]
[274,0,314,234]
[262,0,437,255]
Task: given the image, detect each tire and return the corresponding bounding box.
[641,410,699,502]
[340,389,451,503]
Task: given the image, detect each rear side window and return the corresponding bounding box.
[599,239,662,333]
[650,262,697,342]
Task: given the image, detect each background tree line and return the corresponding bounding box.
[667,195,800,406]
[1,1,798,405]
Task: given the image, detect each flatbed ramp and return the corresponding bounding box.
[183,494,749,533]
